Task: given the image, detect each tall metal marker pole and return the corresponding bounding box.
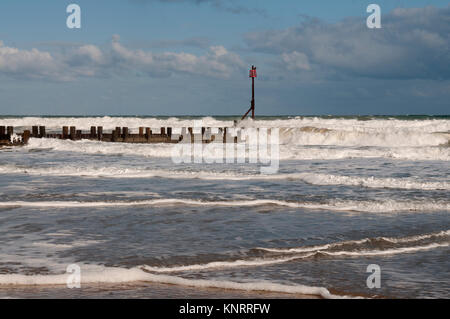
[241,65,257,121]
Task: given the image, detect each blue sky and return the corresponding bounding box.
[0,0,449,115]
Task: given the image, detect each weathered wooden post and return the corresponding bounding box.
[97,126,103,140]
[115,127,121,137]
[122,127,129,142]
[188,127,194,143]
[70,126,76,140]
[39,126,46,138]
[0,126,5,137]
[90,126,97,139]
[7,126,13,136]
[76,130,82,139]
[167,127,172,138]
[112,129,118,142]
[223,127,227,143]
[139,127,144,137]
[32,126,39,138]
[161,127,166,136]
[22,130,31,144]
[146,128,151,141]
[62,126,69,139]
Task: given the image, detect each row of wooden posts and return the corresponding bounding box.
[0,125,243,146]
[30,125,177,143]
[0,126,26,146]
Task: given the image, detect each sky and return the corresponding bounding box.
[0,0,449,115]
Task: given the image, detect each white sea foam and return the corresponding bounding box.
[32,239,104,250]
[259,230,450,253]
[1,164,447,190]
[294,173,450,190]
[279,127,449,147]
[7,115,448,162]
[318,242,449,257]
[2,116,449,134]
[141,254,315,273]
[4,116,450,152]
[0,198,448,213]
[139,232,449,273]
[20,136,450,162]
[282,145,450,161]
[0,265,340,298]
[1,230,448,297]
[139,243,448,274]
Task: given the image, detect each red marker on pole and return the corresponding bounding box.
[241,65,257,121]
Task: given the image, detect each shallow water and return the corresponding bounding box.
[0,116,449,298]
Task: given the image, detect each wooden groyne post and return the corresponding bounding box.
[0,125,250,147]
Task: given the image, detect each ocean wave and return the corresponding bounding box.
[294,173,450,190]
[0,198,448,213]
[2,115,449,151]
[140,243,449,273]
[0,265,340,298]
[2,116,449,133]
[21,136,450,162]
[282,146,450,161]
[1,164,448,190]
[258,230,450,253]
[279,128,450,147]
[141,254,315,273]
[1,230,448,297]
[139,230,449,273]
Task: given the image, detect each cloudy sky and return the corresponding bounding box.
[0,0,448,115]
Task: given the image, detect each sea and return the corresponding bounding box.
[0,115,448,299]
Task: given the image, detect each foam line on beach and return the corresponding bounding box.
[258,230,450,253]
[259,243,449,258]
[1,198,449,213]
[0,265,343,299]
[1,164,448,190]
[141,254,315,273]
[318,243,449,257]
[139,232,449,273]
[1,198,450,213]
[19,135,450,161]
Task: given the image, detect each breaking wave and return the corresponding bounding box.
[1,164,447,190]
[21,135,450,161]
[0,198,448,213]
[2,115,447,161]
[0,230,447,298]
[0,266,340,298]
[138,230,449,273]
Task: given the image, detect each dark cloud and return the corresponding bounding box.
[245,6,450,80]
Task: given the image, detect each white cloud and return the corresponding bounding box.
[0,41,66,80]
[281,51,310,70]
[0,37,244,81]
[111,40,244,78]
